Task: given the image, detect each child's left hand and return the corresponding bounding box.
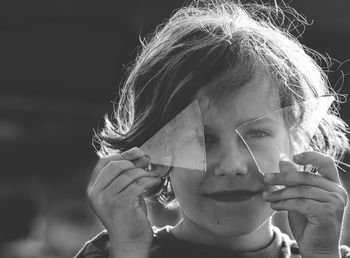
[263,151,348,258]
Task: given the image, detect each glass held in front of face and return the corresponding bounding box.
[141,76,334,176]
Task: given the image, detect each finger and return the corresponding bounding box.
[270,199,345,223]
[90,148,145,185]
[120,176,162,204]
[89,160,135,192]
[106,168,157,195]
[89,176,160,216]
[279,159,298,174]
[264,171,342,194]
[100,147,145,168]
[270,199,317,215]
[293,151,339,183]
[264,159,297,189]
[150,164,172,178]
[133,155,151,169]
[263,185,346,206]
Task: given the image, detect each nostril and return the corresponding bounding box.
[211,142,250,176]
[213,161,249,176]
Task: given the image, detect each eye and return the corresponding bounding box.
[245,129,271,139]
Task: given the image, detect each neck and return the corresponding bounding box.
[171,217,274,252]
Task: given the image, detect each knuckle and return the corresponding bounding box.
[90,192,109,209]
[95,193,107,207]
[87,187,104,205]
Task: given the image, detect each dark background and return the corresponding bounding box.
[0,0,349,257]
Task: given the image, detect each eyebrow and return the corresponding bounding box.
[239,115,280,127]
[202,116,280,134]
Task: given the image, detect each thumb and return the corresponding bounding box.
[279,154,298,174]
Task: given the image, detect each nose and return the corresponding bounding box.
[213,139,250,176]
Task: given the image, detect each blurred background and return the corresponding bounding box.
[0,0,349,257]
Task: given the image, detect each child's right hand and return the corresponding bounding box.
[87,147,161,258]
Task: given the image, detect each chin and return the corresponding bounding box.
[206,219,265,238]
[203,206,274,238]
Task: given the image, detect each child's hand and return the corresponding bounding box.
[263,151,348,258]
[87,147,161,258]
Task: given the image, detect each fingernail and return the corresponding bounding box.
[279,159,290,165]
[293,153,303,163]
[279,153,290,162]
[264,173,275,181]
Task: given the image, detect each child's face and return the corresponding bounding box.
[170,72,290,237]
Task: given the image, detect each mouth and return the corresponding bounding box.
[203,190,262,202]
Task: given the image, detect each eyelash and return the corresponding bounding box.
[245,129,271,139]
[204,129,271,149]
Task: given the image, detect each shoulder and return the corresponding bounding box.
[273,226,350,258]
[150,225,175,257]
[340,244,350,258]
[74,226,172,258]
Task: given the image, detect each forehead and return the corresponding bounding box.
[198,71,281,128]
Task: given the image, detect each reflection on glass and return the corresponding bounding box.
[235,96,335,175]
[141,100,206,176]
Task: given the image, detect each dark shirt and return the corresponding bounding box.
[75,226,350,258]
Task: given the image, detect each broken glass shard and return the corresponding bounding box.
[141,100,206,175]
[235,96,334,175]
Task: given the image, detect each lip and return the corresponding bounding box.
[203,190,262,202]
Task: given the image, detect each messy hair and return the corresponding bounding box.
[94,0,349,207]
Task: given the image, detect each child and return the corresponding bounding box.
[76,0,350,257]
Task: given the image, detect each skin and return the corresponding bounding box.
[87,72,348,258]
[170,72,287,250]
[87,148,160,258]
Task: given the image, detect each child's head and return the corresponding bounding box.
[96,0,349,233]
[169,70,286,237]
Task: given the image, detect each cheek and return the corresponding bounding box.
[170,170,203,202]
[249,135,290,173]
